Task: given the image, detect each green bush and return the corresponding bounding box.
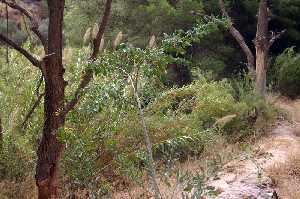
[275,47,300,98]
[0,46,279,197]
[0,135,34,181]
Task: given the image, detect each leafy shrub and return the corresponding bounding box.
[275,47,300,98]
[0,135,34,181]
[192,79,235,128]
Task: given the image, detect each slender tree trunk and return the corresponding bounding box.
[35,1,66,198]
[254,0,269,96]
[218,0,255,73]
[0,1,112,198]
[255,49,268,96]
[128,74,161,199]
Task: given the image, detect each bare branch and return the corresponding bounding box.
[90,0,113,60]
[269,29,286,48]
[0,33,41,68]
[61,0,113,117]
[0,0,48,52]
[21,92,45,129]
[218,0,255,72]
[61,72,93,117]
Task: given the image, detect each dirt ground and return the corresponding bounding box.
[207,98,300,199]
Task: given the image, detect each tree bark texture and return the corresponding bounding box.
[254,0,269,96]
[35,1,66,198]
[0,0,113,198]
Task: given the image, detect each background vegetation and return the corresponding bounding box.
[0,0,299,198]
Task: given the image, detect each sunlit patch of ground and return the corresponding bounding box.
[0,177,37,199]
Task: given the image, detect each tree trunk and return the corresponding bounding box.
[255,49,268,96]
[218,0,255,73]
[254,0,269,96]
[0,0,112,198]
[35,1,66,198]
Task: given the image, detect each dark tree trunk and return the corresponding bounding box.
[254,0,269,96]
[35,1,66,198]
[0,0,112,198]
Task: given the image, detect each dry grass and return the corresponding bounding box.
[266,149,300,199]
[111,135,248,199]
[0,177,37,199]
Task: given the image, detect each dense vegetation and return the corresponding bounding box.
[0,0,299,198]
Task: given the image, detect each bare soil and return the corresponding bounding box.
[207,98,300,199]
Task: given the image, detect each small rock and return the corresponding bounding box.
[224,173,237,184]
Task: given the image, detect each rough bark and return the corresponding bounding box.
[255,49,268,96]
[36,0,112,198]
[0,0,112,198]
[35,1,66,198]
[218,0,255,73]
[5,3,9,63]
[254,0,269,96]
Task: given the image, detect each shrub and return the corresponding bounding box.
[0,135,34,181]
[276,47,300,98]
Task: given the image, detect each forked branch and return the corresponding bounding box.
[269,30,286,48]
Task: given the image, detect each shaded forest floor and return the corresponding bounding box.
[113,97,300,199]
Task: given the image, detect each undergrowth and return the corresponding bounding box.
[0,48,279,198]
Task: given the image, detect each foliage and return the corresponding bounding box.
[64,0,206,47]
[0,135,34,181]
[162,17,229,56]
[0,49,41,185]
[275,47,300,98]
[0,43,279,197]
[0,2,284,196]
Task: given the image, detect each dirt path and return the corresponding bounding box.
[112,98,300,199]
[208,98,300,199]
